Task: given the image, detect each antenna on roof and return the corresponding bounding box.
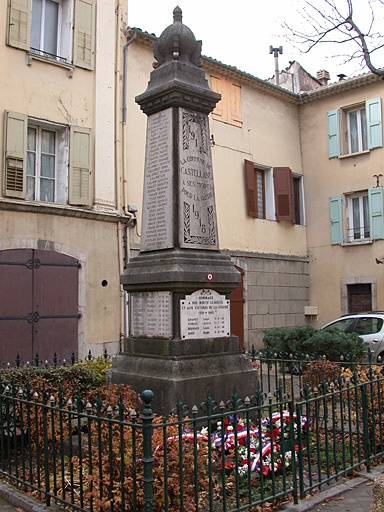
[269,45,283,86]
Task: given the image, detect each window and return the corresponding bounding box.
[7,0,95,70]
[327,97,382,158]
[255,169,265,218]
[355,316,382,334]
[322,317,355,333]
[3,110,93,206]
[329,188,384,245]
[244,160,269,219]
[293,177,301,224]
[273,167,304,224]
[27,126,57,202]
[244,160,304,224]
[347,193,370,241]
[210,75,242,127]
[347,107,367,154]
[31,0,61,59]
[245,160,265,218]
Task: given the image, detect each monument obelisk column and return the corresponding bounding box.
[109,7,258,413]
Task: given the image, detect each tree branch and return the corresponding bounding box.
[284,0,384,78]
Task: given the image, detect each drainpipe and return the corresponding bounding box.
[115,5,136,350]
[123,30,138,124]
[122,30,138,216]
[119,30,138,347]
[115,0,125,350]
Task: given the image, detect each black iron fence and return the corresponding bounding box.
[0,350,110,369]
[0,353,383,511]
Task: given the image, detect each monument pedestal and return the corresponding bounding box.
[110,340,256,413]
[108,8,258,414]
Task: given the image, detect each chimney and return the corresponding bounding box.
[317,69,330,86]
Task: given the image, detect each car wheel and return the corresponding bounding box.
[377,352,384,364]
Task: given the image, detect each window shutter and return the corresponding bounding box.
[329,195,344,245]
[366,97,383,150]
[3,111,27,198]
[73,0,95,70]
[327,109,341,158]
[273,167,293,221]
[228,82,242,127]
[69,126,93,206]
[7,0,31,51]
[211,75,225,121]
[368,187,384,240]
[244,159,257,217]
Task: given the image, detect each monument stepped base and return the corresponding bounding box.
[107,346,258,415]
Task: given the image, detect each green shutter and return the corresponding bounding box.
[3,111,27,198]
[369,187,384,240]
[7,0,31,51]
[327,109,341,158]
[329,195,344,245]
[366,97,383,150]
[69,126,93,206]
[73,0,95,70]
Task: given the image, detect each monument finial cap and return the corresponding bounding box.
[153,6,202,68]
[173,6,182,23]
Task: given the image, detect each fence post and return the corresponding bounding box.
[362,384,371,473]
[140,390,154,512]
[42,387,51,507]
[289,401,298,505]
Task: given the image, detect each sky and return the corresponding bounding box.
[127,0,384,85]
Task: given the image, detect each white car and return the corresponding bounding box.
[321,313,384,363]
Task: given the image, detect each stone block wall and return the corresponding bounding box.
[230,251,310,350]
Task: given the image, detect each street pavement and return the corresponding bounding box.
[0,467,382,512]
[283,464,384,512]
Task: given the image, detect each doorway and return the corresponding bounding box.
[0,249,79,364]
[231,266,245,350]
[348,283,372,313]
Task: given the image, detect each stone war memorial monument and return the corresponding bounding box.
[109,7,258,413]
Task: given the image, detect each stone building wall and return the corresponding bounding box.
[229,251,310,350]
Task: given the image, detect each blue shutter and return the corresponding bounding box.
[327,109,341,158]
[369,187,384,240]
[330,195,344,245]
[366,98,383,150]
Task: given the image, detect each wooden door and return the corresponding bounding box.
[231,266,245,350]
[0,249,79,365]
[348,284,372,313]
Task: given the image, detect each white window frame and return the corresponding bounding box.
[347,106,368,154]
[256,164,275,221]
[30,0,73,63]
[27,125,57,203]
[31,0,62,58]
[26,119,69,205]
[347,193,370,242]
[292,173,305,225]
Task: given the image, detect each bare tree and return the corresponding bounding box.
[284,0,384,78]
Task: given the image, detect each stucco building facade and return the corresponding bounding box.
[1,6,383,361]
[0,0,133,363]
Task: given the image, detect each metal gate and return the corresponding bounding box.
[0,249,80,365]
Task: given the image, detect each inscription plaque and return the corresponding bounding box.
[141,108,173,251]
[180,289,230,340]
[131,291,172,338]
[179,108,219,250]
